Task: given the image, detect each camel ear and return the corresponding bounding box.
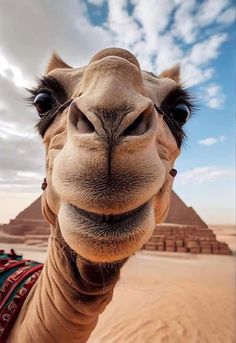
[159,64,181,83]
[46,52,71,73]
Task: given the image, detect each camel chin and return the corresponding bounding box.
[58,200,156,263]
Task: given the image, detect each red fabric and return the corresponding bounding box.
[0,251,43,342]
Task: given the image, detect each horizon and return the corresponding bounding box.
[0,0,235,225]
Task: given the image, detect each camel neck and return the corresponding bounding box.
[7,232,125,343]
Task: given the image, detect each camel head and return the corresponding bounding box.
[29,48,192,263]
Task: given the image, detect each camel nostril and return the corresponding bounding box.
[123,111,151,137]
[77,112,95,134]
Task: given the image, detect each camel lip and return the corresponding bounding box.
[69,201,150,224]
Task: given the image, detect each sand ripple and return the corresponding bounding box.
[89,252,235,343]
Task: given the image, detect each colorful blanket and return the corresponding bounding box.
[0,249,43,343]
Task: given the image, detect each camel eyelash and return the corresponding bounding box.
[161,87,196,113]
[158,87,197,148]
[26,76,67,106]
[25,77,68,137]
[26,88,55,105]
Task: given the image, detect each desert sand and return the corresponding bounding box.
[1,225,235,343]
[89,252,235,343]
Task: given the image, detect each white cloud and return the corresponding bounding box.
[181,32,229,86]
[173,0,230,43]
[178,166,234,184]
[106,0,141,48]
[132,0,174,36]
[0,54,29,88]
[203,84,225,109]
[207,97,223,109]
[198,135,226,146]
[173,0,198,44]
[102,0,232,91]
[198,137,218,146]
[197,0,229,26]
[217,7,236,25]
[0,0,232,87]
[170,2,231,87]
[0,73,44,195]
[181,63,214,87]
[0,0,113,81]
[187,33,228,66]
[154,34,184,71]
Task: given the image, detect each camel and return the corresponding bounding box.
[6,48,193,343]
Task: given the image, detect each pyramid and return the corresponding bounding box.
[16,197,44,221]
[165,192,208,228]
[0,197,49,238]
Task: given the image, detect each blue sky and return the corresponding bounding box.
[0,0,235,224]
[174,23,235,224]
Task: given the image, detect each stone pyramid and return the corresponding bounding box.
[165,192,208,228]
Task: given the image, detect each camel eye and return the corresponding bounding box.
[34,92,54,117]
[171,103,190,125]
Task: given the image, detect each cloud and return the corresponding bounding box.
[177,166,234,184]
[101,0,233,89]
[181,64,214,87]
[198,135,226,146]
[173,0,230,43]
[0,55,29,88]
[0,0,112,82]
[0,75,37,130]
[217,6,236,25]
[181,34,228,87]
[173,0,199,44]
[187,33,228,66]
[203,84,225,109]
[0,0,233,85]
[106,0,142,48]
[197,0,230,26]
[0,74,44,193]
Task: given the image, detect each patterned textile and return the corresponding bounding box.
[0,249,43,343]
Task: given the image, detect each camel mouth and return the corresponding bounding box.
[69,201,149,225]
[66,200,152,241]
[58,199,155,262]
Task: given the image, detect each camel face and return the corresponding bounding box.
[31,48,192,263]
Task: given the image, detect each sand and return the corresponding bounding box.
[1,225,235,343]
[89,252,235,343]
[89,225,236,343]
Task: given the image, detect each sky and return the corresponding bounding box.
[0,0,235,225]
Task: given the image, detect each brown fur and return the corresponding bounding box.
[8,48,191,343]
[47,52,71,73]
[159,64,181,83]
